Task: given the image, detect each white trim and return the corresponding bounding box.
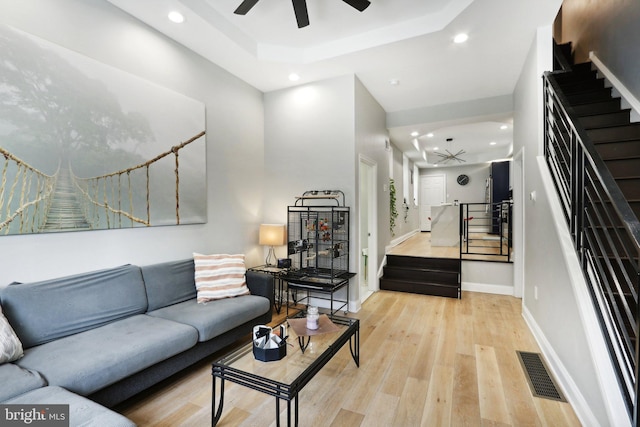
[522,305,601,427]
[386,229,420,252]
[358,154,380,305]
[461,281,513,295]
[590,52,640,121]
[512,147,525,298]
[536,156,630,427]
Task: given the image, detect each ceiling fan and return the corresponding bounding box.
[234,0,371,28]
[435,138,466,163]
[435,149,467,164]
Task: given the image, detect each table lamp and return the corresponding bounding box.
[259,224,286,266]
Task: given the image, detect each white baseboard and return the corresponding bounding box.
[590,52,640,122]
[462,281,513,295]
[386,229,420,252]
[522,306,601,427]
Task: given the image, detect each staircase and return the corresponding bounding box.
[547,42,640,424]
[554,55,640,350]
[553,58,640,221]
[380,255,461,298]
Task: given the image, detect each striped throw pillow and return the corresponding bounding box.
[193,253,250,303]
[0,304,23,364]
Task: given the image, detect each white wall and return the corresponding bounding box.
[514,24,624,426]
[420,163,491,205]
[0,0,265,282]
[263,74,356,250]
[263,75,358,307]
[354,78,390,285]
[389,144,419,240]
[558,0,640,101]
[263,75,393,308]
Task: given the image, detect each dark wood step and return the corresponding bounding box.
[571,98,622,116]
[615,178,640,201]
[386,254,461,272]
[578,109,631,129]
[585,199,640,232]
[586,226,639,264]
[554,69,598,85]
[382,265,459,284]
[559,77,605,94]
[602,157,640,179]
[588,123,640,143]
[379,278,459,299]
[571,62,595,74]
[566,87,613,104]
[595,139,640,160]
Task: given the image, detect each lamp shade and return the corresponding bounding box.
[259,224,286,246]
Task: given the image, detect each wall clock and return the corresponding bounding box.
[457,174,470,186]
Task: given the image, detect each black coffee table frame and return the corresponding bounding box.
[211,315,359,426]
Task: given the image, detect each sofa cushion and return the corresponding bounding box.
[193,253,250,303]
[15,314,198,396]
[0,363,46,402]
[0,304,23,363]
[0,265,148,348]
[141,259,197,312]
[147,295,270,342]
[5,386,135,427]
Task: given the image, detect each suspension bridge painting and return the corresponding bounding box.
[0,24,207,235]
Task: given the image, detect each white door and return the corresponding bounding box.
[359,157,377,304]
[420,175,446,231]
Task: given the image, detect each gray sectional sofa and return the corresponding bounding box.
[0,258,273,426]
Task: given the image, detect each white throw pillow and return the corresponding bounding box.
[0,304,23,363]
[193,253,250,303]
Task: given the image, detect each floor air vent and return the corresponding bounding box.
[517,351,565,401]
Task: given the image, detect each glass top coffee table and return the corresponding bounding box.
[211,314,359,426]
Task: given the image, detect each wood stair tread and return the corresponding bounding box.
[382,254,461,299]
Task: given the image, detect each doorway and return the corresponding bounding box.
[359,156,378,304]
[420,174,446,231]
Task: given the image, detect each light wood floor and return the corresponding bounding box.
[389,232,513,262]
[117,291,581,426]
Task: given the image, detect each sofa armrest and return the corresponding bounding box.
[245,271,274,309]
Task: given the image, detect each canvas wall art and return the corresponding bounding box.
[0,24,206,235]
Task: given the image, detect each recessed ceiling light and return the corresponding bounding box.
[411,131,419,137]
[433,146,439,151]
[288,73,300,82]
[168,11,185,23]
[389,78,400,86]
[453,33,468,44]
[490,141,497,145]
[427,133,434,138]
[500,124,508,130]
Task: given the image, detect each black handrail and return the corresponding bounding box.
[543,70,640,425]
[459,202,512,262]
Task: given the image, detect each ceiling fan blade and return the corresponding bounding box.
[234,0,260,15]
[292,0,310,28]
[342,0,371,12]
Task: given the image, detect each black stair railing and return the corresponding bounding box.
[544,70,640,425]
[459,202,512,262]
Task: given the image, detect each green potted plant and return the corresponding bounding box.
[389,178,398,236]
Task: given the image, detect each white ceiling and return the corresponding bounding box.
[106,0,560,168]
